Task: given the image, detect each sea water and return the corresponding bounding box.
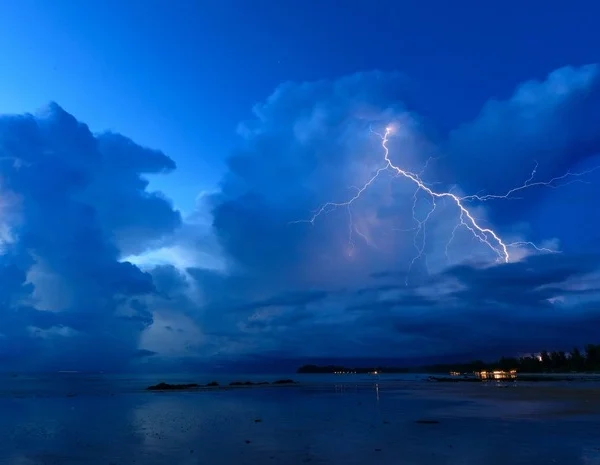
[1,373,599,464]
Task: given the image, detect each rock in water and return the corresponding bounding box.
[146,382,200,391]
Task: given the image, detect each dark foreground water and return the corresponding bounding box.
[1,373,600,464]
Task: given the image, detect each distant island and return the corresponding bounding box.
[297,344,600,375]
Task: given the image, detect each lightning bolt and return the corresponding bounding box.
[461,161,600,202]
[293,124,596,267]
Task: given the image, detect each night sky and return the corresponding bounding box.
[0,0,599,372]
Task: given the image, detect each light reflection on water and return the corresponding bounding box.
[0,374,599,464]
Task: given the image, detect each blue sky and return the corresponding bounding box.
[1,0,596,213]
[0,0,599,372]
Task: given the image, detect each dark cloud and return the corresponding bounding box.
[234,290,330,312]
[0,104,180,371]
[3,65,600,371]
[447,64,600,195]
[531,152,600,253]
[191,66,600,364]
[209,71,427,291]
[369,270,408,280]
[347,294,436,312]
[133,349,158,358]
[281,254,600,360]
[442,253,599,307]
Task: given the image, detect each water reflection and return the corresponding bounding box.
[1,381,599,465]
[334,384,359,394]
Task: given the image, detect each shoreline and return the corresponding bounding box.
[2,372,600,399]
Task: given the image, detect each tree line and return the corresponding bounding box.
[413,344,600,374]
[498,344,600,373]
[297,344,600,374]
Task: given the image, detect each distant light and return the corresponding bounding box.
[476,370,517,380]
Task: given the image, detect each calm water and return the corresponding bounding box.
[0,372,428,396]
[1,373,599,464]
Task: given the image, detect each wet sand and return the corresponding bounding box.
[1,378,599,464]
[402,380,600,418]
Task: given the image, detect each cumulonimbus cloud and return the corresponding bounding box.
[0,103,180,371]
[1,64,600,371]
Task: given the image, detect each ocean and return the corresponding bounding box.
[1,372,599,464]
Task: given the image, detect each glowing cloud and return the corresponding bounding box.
[294,124,597,273]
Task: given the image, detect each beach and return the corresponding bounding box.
[1,374,599,465]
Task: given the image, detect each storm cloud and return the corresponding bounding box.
[193,65,600,363]
[2,65,600,371]
[0,103,180,371]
